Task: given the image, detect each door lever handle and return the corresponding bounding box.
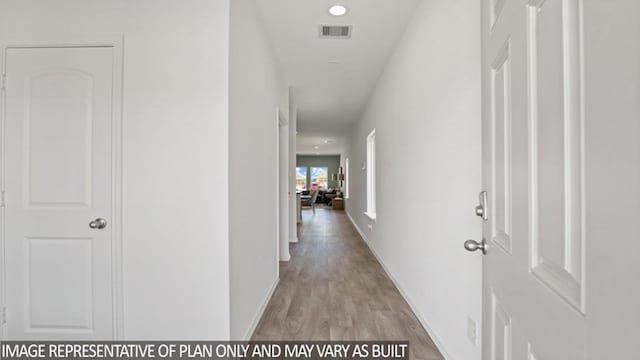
[89,218,108,229]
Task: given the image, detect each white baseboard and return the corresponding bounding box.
[290,236,298,243]
[243,276,279,340]
[345,210,455,360]
[346,211,369,244]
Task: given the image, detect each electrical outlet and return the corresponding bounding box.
[467,316,478,345]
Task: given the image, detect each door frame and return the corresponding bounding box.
[276,107,290,264]
[275,107,280,273]
[0,36,124,340]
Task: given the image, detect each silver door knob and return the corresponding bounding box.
[89,218,108,229]
[464,239,487,254]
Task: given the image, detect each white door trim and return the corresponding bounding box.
[275,107,280,272]
[0,36,124,340]
[276,107,290,264]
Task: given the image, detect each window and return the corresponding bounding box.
[296,167,307,191]
[345,158,350,199]
[365,130,376,219]
[310,167,328,190]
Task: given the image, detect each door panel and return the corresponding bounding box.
[527,0,584,311]
[26,69,94,207]
[490,292,512,360]
[490,40,513,255]
[26,237,93,331]
[4,46,114,339]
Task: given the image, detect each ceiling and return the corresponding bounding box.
[254,0,421,155]
[296,132,348,156]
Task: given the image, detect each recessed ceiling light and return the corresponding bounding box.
[314,146,320,149]
[329,5,348,16]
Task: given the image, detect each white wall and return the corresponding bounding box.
[344,0,482,359]
[0,0,231,339]
[229,0,285,340]
[583,1,640,358]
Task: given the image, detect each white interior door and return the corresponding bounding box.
[478,1,640,359]
[481,0,587,358]
[3,46,115,339]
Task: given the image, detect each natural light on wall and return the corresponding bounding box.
[365,130,376,219]
[345,158,350,199]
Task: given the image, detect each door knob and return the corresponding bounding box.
[89,218,108,229]
[464,238,487,254]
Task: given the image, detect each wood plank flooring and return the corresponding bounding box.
[252,206,444,360]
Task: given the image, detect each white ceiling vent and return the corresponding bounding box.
[319,25,352,39]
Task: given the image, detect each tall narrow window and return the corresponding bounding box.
[296,167,308,191]
[366,130,376,219]
[345,158,350,199]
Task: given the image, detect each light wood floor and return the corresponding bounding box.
[252,206,444,360]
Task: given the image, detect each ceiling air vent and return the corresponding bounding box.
[319,25,352,39]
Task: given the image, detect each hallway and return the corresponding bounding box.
[252,207,444,360]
